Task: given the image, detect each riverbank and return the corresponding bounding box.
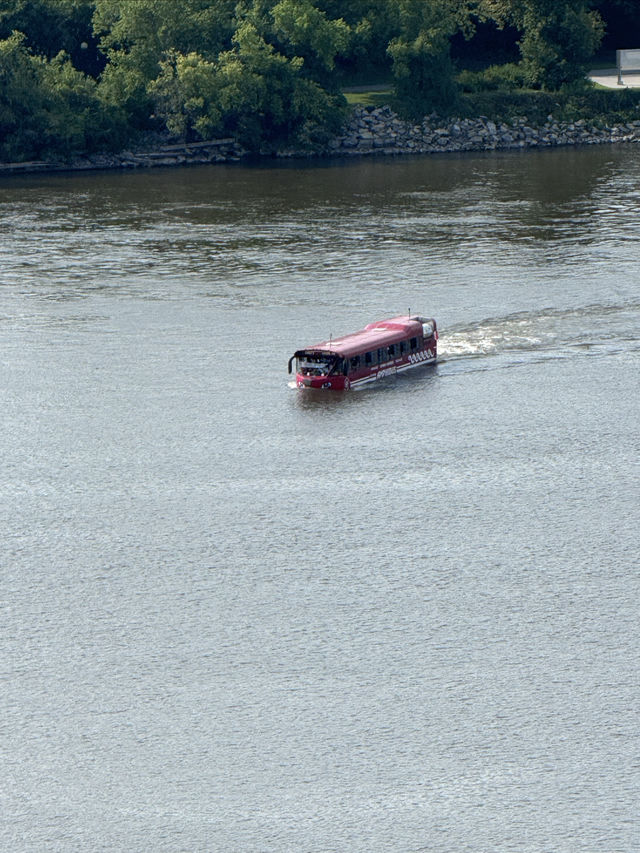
[0,137,246,174]
[2,105,640,174]
[326,105,640,156]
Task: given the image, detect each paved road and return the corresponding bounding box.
[588,67,640,88]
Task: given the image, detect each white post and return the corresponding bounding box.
[617,50,624,85]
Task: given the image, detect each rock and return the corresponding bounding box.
[323,105,640,158]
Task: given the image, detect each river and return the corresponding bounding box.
[1,146,639,852]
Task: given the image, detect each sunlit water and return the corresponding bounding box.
[1,146,639,852]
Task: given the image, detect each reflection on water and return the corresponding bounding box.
[3,146,640,309]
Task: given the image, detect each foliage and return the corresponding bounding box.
[216,17,347,150]
[148,50,221,139]
[0,31,44,160]
[315,0,396,76]
[0,0,96,62]
[386,0,474,116]
[150,17,347,151]
[518,1,605,89]
[460,85,640,124]
[268,0,350,85]
[476,0,604,89]
[92,0,237,127]
[0,31,126,161]
[0,0,638,161]
[458,62,529,92]
[93,0,236,67]
[93,0,349,143]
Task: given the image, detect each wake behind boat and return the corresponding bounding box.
[288,315,437,390]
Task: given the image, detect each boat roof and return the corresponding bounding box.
[298,316,429,359]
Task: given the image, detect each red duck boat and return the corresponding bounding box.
[288,315,437,390]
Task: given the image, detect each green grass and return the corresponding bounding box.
[343,88,393,107]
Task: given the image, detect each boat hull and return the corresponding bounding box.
[296,346,436,390]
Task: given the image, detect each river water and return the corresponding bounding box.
[1,146,639,852]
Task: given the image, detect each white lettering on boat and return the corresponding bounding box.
[377,367,396,379]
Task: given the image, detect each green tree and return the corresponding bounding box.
[41,49,127,154]
[0,29,125,161]
[115,0,349,148]
[262,0,350,87]
[387,0,475,115]
[519,1,604,88]
[93,0,236,127]
[149,49,221,139]
[0,0,96,66]
[150,16,346,151]
[0,30,46,159]
[217,16,346,149]
[478,0,604,89]
[93,0,236,70]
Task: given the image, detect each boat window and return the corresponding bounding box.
[350,356,360,372]
[377,348,386,363]
[409,337,418,350]
[422,321,434,338]
[364,351,373,366]
[388,344,396,358]
[399,340,406,356]
[297,356,331,376]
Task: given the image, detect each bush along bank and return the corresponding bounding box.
[323,105,640,157]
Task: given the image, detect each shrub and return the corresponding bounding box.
[458,63,529,93]
[458,85,640,125]
[0,32,127,161]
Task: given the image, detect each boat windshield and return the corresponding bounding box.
[297,355,333,376]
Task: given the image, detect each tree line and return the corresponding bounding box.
[0,0,638,162]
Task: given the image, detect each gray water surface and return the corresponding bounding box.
[1,147,639,852]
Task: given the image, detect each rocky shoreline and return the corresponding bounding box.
[2,105,640,174]
[0,137,245,174]
[328,105,640,156]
